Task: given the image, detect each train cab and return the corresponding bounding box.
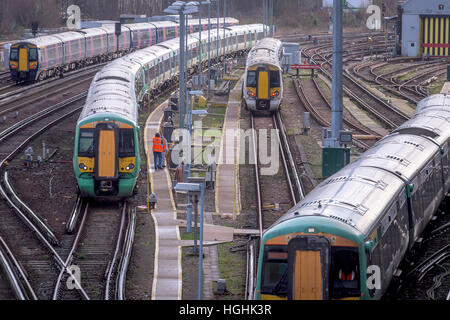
[243,38,283,112]
[9,42,39,82]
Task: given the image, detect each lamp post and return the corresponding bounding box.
[216,0,220,72]
[173,181,206,300]
[222,0,226,74]
[184,90,204,181]
[164,1,199,145]
[206,1,212,95]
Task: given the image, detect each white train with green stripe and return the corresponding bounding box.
[73,24,265,198]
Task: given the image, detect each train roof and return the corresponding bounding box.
[124,23,155,31]
[415,93,450,114]
[52,31,85,42]
[149,21,178,28]
[125,49,157,66]
[267,132,440,237]
[394,94,450,146]
[13,35,62,48]
[78,28,109,37]
[80,75,137,125]
[246,37,283,68]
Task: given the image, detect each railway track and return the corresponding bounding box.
[0,91,87,299]
[305,47,410,129]
[53,200,136,300]
[245,111,305,300]
[293,77,378,150]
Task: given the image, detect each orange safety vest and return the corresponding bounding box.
[153,136,164,152]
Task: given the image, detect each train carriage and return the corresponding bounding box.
[53,31,87,71]
[80,28,109,63]
[99,25,132,54]
[150,21,179,43]
[243,38,283,112]
[74,61,140,198]
[126,23,157,50]
[256,93,450,300]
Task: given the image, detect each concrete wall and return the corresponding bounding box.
[401,14,420,57]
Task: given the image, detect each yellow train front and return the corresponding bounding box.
[9,42,40,82]
[243,38,283,112]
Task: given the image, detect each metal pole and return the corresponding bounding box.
[193,193,199,255]
[187,194,192,233]
[223,0,226,74]
[262,0,266,37]
[179,10,186,141]
[216,0,220,69]
[198,5,202,78]
[197,183,205,300]
[331,0,343,146]
[208,1,211,95]
[269,0,274,37]
[185,93,191,180]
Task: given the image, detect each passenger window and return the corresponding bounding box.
[78,129,95,157]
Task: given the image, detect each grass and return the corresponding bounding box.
[298,135,323,180]
[215,242,246,300]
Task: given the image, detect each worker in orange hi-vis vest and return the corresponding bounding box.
[152,132,164,170]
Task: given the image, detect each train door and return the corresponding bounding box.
[287,236,330,300]
[257,69,269,100]
[95,123,119,194]
[19,47,28,72]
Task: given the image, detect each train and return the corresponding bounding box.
[256,93,450,300]
[9,18,239,83]
[73,23,265,198]
[242,38,284,112]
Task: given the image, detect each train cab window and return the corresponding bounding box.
[261,247,288,297]
[247,71,257,87]
[78,129,95,157]
[10,48,18,61]
[270,71,281,87]
[330,247,360,299]
[119,129,135,157]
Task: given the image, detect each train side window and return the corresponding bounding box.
[29,48,38,61]
[119,129,135,157]
[10,48,18,61]
[330,247,360,299]
[78,129,95,157]
[247,71,257,87]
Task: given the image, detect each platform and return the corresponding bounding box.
[441,82,450,94]
[215,76,244,218]
[144,100,182,300]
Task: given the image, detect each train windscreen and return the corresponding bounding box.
[247,71,257,87]
[10,48,18,61]
[119,129,135,157]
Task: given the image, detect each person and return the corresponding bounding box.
[152,132,164,170]
[161,134,168,168]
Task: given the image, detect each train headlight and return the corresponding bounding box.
[126,163,135,171]
[247,91,255,97]
[271,90,280,97]
[79,163,88,170]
